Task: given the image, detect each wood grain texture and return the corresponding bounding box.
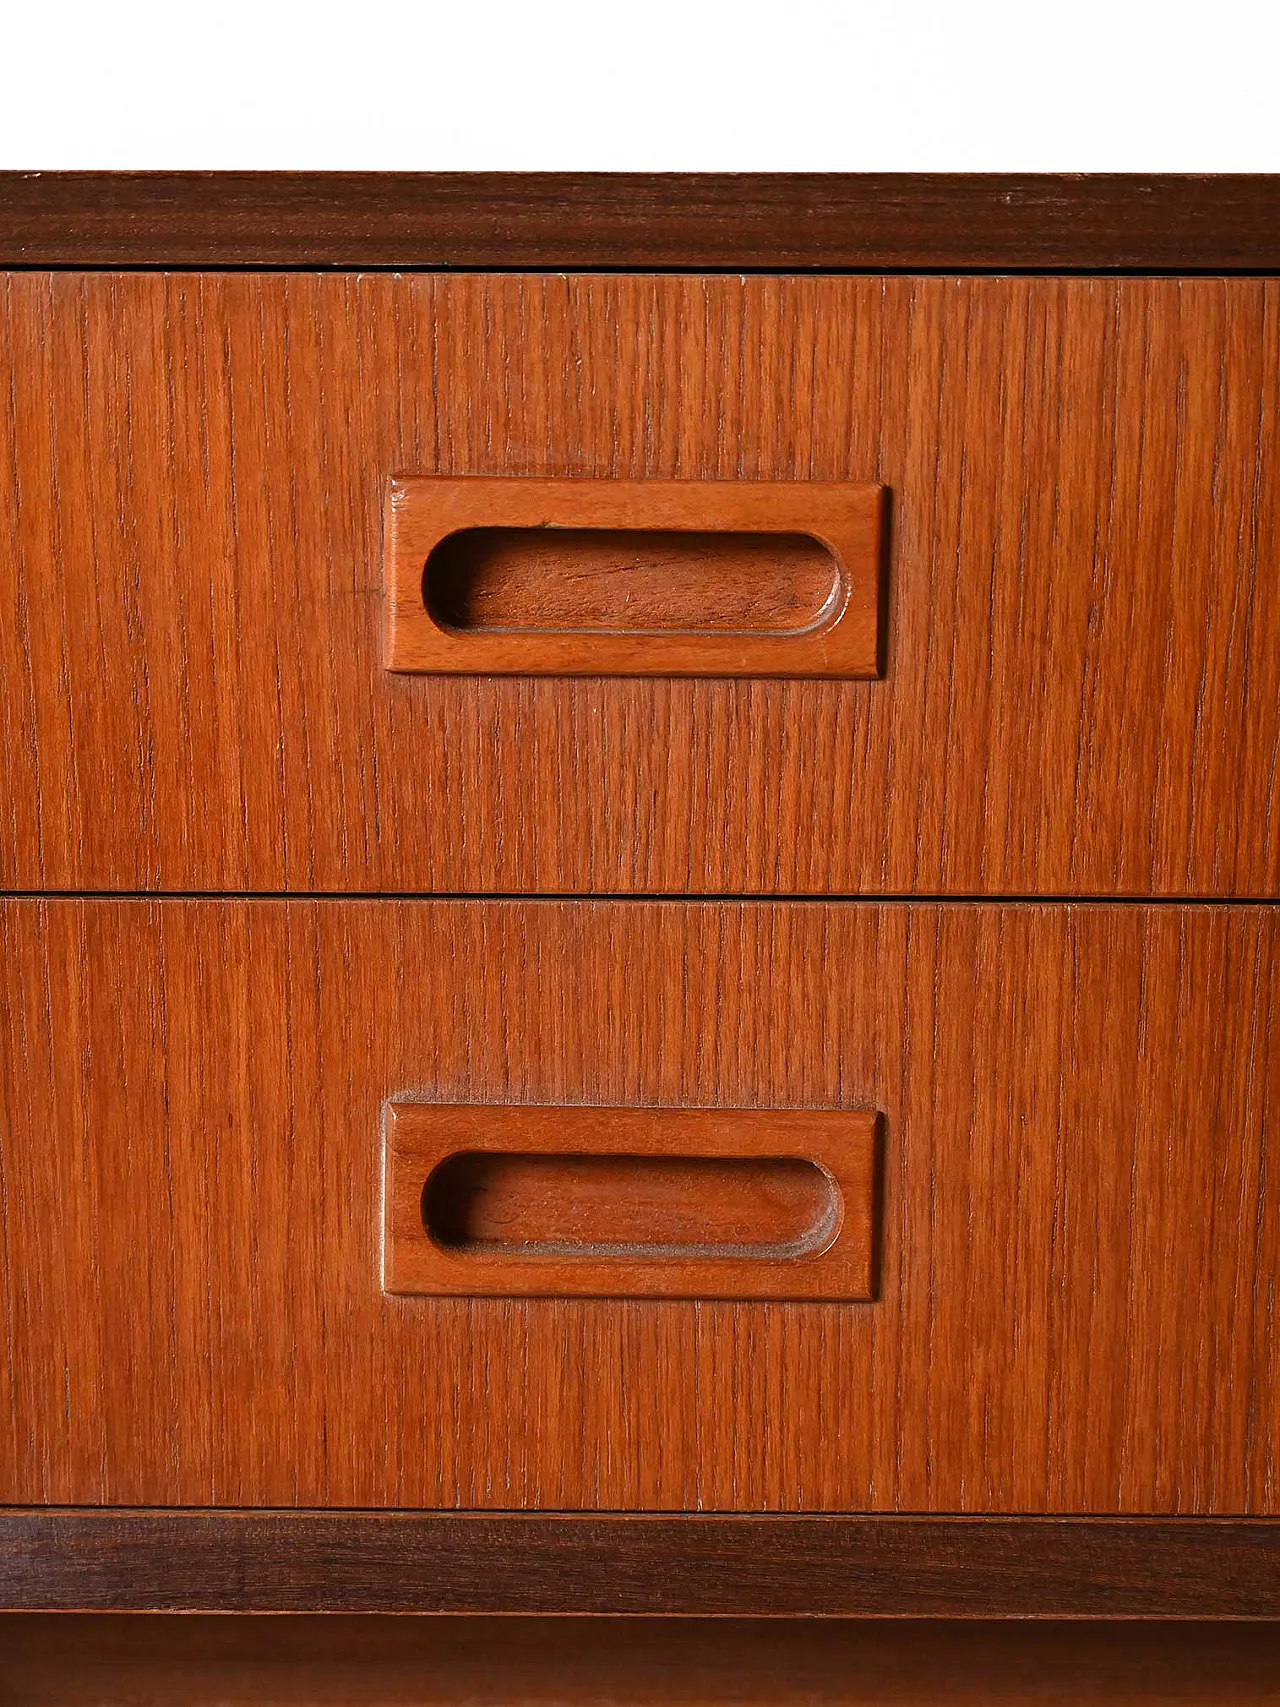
[2,1514,1280,1616]
[426,531,840,636]
[4,1615,1280,1698]
[1,174,1279,270]
[2,273,1278,896]
[0,898,1276,1511]
[387,477,882,677]
[385,1104,877,1300]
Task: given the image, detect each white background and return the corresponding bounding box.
[1,0,1277,170]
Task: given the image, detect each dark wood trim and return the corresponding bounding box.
[2,1512,1279,1616]
[1,174,1279,272]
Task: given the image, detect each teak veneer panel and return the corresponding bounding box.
[0,899,1276,1511]
[2,274,1279,894]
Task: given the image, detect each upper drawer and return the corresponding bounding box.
[1,272,1277,896]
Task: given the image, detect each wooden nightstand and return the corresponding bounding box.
[1,173,1277,1692]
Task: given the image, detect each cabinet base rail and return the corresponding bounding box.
[2,1512,1279,1617]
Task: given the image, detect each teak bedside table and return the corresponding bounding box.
[0,173,1278,1695]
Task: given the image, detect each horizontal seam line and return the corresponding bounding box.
[2,892,1279,907]
[2,264,1279,279]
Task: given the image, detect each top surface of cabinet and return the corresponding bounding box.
[2,172,1279,270]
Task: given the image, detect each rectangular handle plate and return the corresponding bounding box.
[384,478,884,678]
[383,1104,881,1301]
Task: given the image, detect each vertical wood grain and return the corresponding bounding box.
[1,274,1277,894]
[0,898,1275,1511]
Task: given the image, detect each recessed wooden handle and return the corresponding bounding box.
[384,478,884,678]
[383,1104,880,1301]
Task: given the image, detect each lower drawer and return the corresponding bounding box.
[0,899,1276,1511]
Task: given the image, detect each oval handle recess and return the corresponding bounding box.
[383,1104,880,1301]
[384,478,885,679]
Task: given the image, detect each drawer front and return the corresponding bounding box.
[1,274,1277,896]
[1,898,1275,1511]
